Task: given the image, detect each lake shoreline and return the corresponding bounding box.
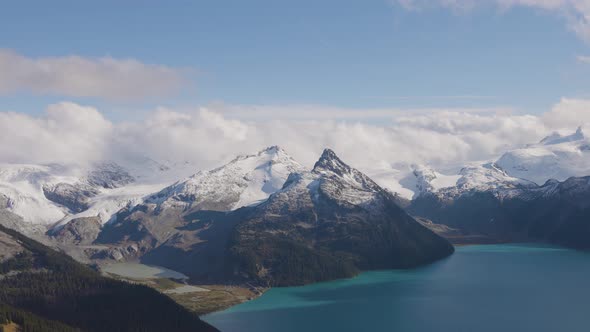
[102,242,567,317]
[100,262,269,315]
[204,243,590,332]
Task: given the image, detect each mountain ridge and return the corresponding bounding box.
[95,148,454,287]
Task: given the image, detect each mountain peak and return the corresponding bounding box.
[310,148,383,194]
[229,145,289,165]
[539,127,585,145]
[261,145,283,154]
[320,148,338,159]
[313,148,350,175]
[149,146,305,211]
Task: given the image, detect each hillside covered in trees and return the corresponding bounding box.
[0,224,218,332]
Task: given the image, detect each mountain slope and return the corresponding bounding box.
[94,146,306,270]
[147,146,305,211]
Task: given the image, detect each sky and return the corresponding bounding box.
[1,0,590,172]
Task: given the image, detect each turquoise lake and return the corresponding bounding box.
[204,244,590,332]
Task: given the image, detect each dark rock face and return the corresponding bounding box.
[408,176,590,249]
[42,183,99,213]
[51,217,102,245]
[86,162,135,189]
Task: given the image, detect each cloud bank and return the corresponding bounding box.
[396,0,590,43]
[1,100,588,176]
[0,50,186,100]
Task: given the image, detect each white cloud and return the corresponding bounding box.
[577,55,590,63]
[0,102,112,165]
[204,102,513,121]
[542,97,590,128]
[114,107,251,168]
[2,99,588,175]
[0,50,187,100]
[396,0,590,43]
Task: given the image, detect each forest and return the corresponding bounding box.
[0,224,217,332]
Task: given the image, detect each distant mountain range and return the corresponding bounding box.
[406,127,590,249]
[2,127,589,231]
[92,148,453,286]
[1,127,589,287]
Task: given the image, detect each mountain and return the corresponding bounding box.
[226,149,454,286]
[370,127,590,201]
[496,127,590,185]
[399,127,590,249]
[408,174,590,249]
[0,223,218,332]
[97,149,454,287]
[0,160,196,236]
[2,127,587,233]
[0,163,74,227]
[147,146,305,211]
[93,146,307,264]
[421,162,537,201]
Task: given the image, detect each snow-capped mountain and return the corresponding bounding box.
[94,148,453,284]
[405,128,590,249]
[227,148,454,285]
[496,127,590,185]
[408,173,590,249]
[0,163,78,225]
[435,162,537,199]
[0,146,304,232]
[363,164,460,200]
[3,127,590,236]
[376,127,590,200]
[148,146,305,211]
[0,161,188,230]
[266,148,386,210]
[372,162,530,200]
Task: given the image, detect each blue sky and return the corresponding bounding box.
[1,0,590,118]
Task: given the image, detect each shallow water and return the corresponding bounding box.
[204,244,590,332]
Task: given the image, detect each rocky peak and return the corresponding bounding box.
[309,149,383,199]
[313,149,353,176]
[261,145,283,154]
[86,162,135,189]
[540,126,585,146]
[225,145,292,168]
